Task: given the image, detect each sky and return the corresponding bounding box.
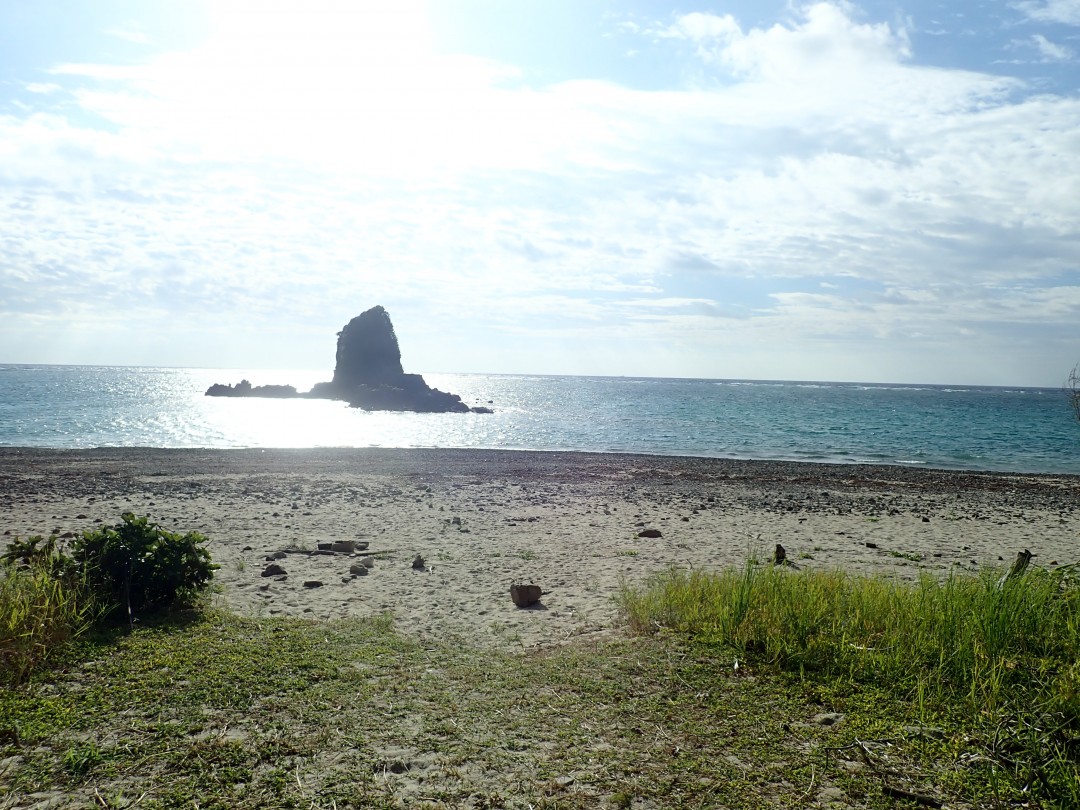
[1,1,1079,386]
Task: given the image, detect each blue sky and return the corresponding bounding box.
[1,1,1078,385]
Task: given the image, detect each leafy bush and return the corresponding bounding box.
[75,513,216,617]
[2,514,217,684]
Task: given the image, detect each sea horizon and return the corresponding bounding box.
[1,361,1067,392]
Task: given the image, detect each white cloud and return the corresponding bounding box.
[24,82,62,94]
[104,26,151,45]
[1031,33,1074,60]
[1014,0,1080,25]
[660,3,911,80]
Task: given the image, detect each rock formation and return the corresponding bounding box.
[333,306,404,388]
[206,306,493,414]
[204,380,300,398]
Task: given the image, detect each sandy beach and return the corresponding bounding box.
[2,447,1078,648]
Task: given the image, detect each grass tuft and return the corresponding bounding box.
[619,560,1080,805]
[0,551,99,687]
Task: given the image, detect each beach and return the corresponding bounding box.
[2,447,1078,648]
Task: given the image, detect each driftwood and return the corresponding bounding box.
[997,549,1034,589]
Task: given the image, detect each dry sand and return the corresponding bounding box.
[2,448,1078,649]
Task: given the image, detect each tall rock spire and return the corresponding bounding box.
[331,305,405,388]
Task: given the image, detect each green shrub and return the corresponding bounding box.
[2,514,216,684]
[74,513,217,617]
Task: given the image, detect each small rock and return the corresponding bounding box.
[812,712,845,726]
[349,563,369,576]
[554,775,575,789]
[303,580,323,589]
[638,528,662,538]
[360,556,375,569]
[317,542,333,551]
[816,787,847,804]
[261,563,287,577]
[331,540,356,553]
[511,583,542,607]
[412,554,426,570]
[865,542,878,549]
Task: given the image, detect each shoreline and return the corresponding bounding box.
[3,447,1078,648]
[4,444,1080,482]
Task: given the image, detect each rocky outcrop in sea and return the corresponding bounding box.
[206,306,493,414]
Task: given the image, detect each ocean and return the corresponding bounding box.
[1,364,1078,475]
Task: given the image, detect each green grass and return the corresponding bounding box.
[5,555,1080,807]
[0,563,98,687]
[0,608,974,809]
[619,561,1080,806]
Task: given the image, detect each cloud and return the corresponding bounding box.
[24,83,62,94]
[1014,0,1080,25]
[1031,33,1075,60]
[659,3,911,79]
[104,26,151,45]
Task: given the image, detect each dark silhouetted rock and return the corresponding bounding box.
[332,306,404,387]
[205,380,299,398]
[205,305,494,414]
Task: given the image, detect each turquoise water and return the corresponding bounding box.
[1,364,1078,474]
